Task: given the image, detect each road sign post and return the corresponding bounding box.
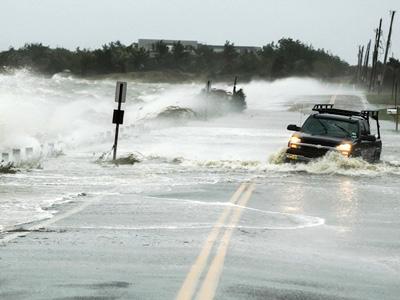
[112,81,127,160]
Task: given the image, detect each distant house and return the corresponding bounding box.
[137,39,261,55]
[201,44,261,54]
[138,39,198,51]
[235,46,262,54]
[202,44,225,53]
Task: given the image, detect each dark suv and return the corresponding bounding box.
[286,104,382,163]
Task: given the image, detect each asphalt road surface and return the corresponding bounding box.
[1,86,400,300]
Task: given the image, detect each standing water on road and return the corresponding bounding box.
[0,69,399,231]
[1,70,400,300]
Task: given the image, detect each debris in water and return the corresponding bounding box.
[113,153,141,165]
[0,162,18,174]
[96,150,142,166]
[201,78,247,113]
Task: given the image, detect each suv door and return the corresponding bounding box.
[359,120,374,162]
[369,120,382,162]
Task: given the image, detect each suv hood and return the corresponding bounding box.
[295,132,352,148]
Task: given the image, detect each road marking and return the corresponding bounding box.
[0,197,100,244]
[175,183,249,300]
[329,94,337,104]
[196,183,255,300]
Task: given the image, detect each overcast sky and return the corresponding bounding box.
[1,0,399,64]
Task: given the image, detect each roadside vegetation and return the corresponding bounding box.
[0,39,349,80]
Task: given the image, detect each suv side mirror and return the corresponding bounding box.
[361,134,376,142]
[287,124,301,131]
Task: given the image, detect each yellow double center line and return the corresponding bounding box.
[176,182,255,300]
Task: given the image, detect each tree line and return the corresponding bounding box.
[0,39,349,79]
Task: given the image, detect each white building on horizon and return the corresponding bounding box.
[137,38,261,54]
[138,39,198,52]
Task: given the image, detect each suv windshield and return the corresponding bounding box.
[302,116,359,139]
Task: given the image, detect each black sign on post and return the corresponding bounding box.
[112,81,127,160]
[115,81,127,103]
[112,109,124,125]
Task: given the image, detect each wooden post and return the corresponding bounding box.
[395,81,399,132]
[2,153,9,162]
[357,46,364,83]
[392,75,396,101]
[374,19,383,88]
[356,46,361,81]
[369,19,382,91]
[369,29,379,90]
[363,40,371,83]
[12,149,21,162]
[360,46,364,78]
[381,11,396,87]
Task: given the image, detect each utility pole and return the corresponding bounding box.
[362,40,371,83]
[395,81,399,132]
[357,46,364,83]
[374,18,383,89]
[369,18,382,91]
[381,11,396,87]
[356,46,361,82]
[369,29,379,90]
[392,75,396,101]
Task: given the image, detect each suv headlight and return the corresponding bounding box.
[336,143,352,157]
[289,136,301,149]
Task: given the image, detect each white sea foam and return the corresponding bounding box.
[268,151,400,177]
[153,150,400,177]
[1,69,396,233]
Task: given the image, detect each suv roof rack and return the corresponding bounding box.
[312,104,379,120]
[361,110,379,121]
[312,104,362,118]
[312,104,381,137]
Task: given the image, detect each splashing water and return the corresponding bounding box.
[267,150,400,177]
[1,69,399,232]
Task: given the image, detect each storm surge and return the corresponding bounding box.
[2,69,397,232]
[0,70,357,155]
[1,69,395,168]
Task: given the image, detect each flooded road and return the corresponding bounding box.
[0,70,399,299]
